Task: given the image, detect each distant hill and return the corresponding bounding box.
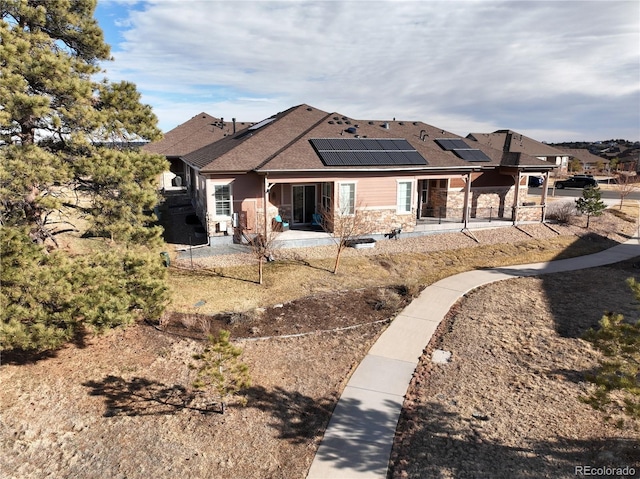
[550,139,639,160]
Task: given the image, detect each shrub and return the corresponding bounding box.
[546,201,576,223]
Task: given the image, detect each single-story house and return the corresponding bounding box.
[143,112,250,190]
[556,148,609,173]
[153,105,557,245]
[467,130,570,174]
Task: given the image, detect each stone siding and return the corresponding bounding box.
[516,205,543,222]
[468,187,515,220]
[358,208,416,234]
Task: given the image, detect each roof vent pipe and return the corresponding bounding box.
[420,129,427,141]
[232,118,236,134]
[383,122,390,129]
[220,117,224,129]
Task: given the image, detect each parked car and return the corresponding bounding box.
[554,175,598,189]
[528,175,544,187]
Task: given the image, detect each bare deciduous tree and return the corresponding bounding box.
[320,204,376,274]
[248,229,279,285]
[615,172,639,209]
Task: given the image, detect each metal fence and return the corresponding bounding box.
[418,207,513,225]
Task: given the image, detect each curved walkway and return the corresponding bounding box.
[307,235,640,479]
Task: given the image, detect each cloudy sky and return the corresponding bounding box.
[94,0,640,142]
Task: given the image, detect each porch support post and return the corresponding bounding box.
[512,172,522,225]
[463,172,471,228]
[541,171,550,222]
[263,175,269,238]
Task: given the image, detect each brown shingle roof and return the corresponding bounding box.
[557,148,607,164]
[467,130,567,158]
[182,106,554,173]
[143,112,249,157]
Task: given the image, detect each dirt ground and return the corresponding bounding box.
[390,263,640,479]
[1,213,640,479]
[0,287,406,479]
[160,286,415,341]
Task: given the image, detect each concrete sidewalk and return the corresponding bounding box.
[306,235,640,479]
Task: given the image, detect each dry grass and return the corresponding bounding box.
[391,265,640,478]
[167,218,634,315]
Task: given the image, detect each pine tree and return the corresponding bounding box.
[0,0,167,244]
[191,330,251,413]
[583,278,640,420]
[0,1,169,351]
[575,186,605,228]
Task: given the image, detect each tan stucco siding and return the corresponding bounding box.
[346,176,396,208]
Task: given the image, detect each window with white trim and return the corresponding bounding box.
[214,184,232,216]
[397,180,413,214]
[321,182,332,211]
[338,182,355,215]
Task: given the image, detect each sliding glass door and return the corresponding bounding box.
[293,185,316,225]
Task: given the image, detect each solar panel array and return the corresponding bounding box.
[452,149,492,162]
[310,138,428,166]
[435,138,491,162]
[453,149,491,161]
[435,138,470,151]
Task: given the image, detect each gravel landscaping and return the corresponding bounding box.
[175,209,632,270]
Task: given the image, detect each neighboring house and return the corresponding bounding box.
[556,148,608,173]
[143,113,250,189]
[617,147,640,172]
[467,130,570,174]
[152,105,556,245]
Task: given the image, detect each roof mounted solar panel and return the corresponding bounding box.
[376,139,399,150]
[248,117,276,130]
[344,138,370,150]
[319,151,343,166]
[435,138,470,150]
[402,151,429,164]
[310,138,427,166]
[453,149,491,162]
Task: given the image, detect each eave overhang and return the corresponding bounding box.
[255,166,481,174]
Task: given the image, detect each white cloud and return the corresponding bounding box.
[98,0,640,141]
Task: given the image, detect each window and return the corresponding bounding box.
[338,183,355,215]
[214,184,231,216]
[397,181,412,214]
[321,182,332,211]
